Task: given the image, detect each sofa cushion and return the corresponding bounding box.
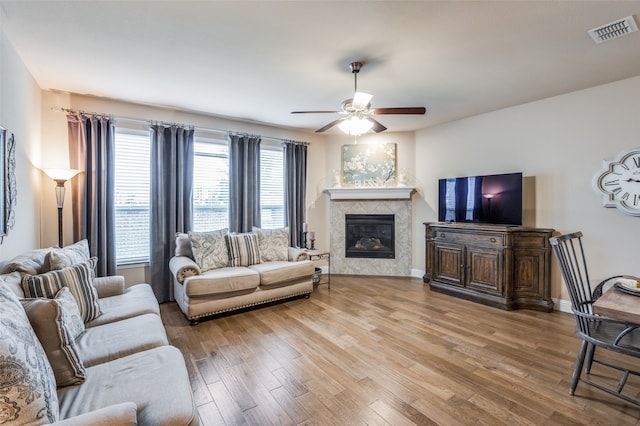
[87,284,159,328]
[175,232,194,259]
[21,294,87,387]
[188,228,229,272]
[53,402,137,426]
[77,313,168,367]
[0,283,59,424]
[225,233,262,267]
[253,227,289,262]
[57,346,199,426]
[46,239,91,270]
[249,260,314,287]
[184,267,260,297]
[22,257,101,322]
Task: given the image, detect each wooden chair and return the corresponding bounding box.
[550,231,640,406]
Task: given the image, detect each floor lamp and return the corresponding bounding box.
[43,169,80,248]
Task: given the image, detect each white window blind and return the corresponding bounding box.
[260,144,285,228]
[193,138,229,232]
[114,131,150,264]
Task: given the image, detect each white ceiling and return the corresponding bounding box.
[2,1,640,134]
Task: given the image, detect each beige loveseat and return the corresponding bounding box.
[169,228,314,324]
[0,242,199,426]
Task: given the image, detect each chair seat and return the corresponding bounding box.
[583,320,640,356]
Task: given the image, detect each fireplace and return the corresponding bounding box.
[345,214,395,259]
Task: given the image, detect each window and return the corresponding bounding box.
[113,129,286,264]
[192,138,285,231]
[260,143,285,228]
[114,130,150,264]
[192,137,229,232]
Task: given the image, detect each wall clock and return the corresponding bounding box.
[593,148,640,216]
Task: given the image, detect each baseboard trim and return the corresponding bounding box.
[553,297,572,314]
[411,268,425,278]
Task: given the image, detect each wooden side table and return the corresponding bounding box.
[306,250,330,289]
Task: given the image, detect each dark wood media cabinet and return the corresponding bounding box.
[423,222,555,312]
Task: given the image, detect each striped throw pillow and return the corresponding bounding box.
[225,233,262,267]
[22,257,101,322]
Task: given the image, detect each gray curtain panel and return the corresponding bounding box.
[150,124,194,302]
[283,141,307,247]
[228,133,261,233]
[67,113,116,277]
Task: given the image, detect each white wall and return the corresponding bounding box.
[415,76,640,304]
[0,26,42,257]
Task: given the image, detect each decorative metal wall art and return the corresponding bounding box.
[6,132,16,231]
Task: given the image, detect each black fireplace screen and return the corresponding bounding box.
[345,214,395,259]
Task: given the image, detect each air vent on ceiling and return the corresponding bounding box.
[588,15,638,44]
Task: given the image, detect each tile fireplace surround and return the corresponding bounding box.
[326,187,414,276]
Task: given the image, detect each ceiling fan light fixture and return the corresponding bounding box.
[338,116,374,135]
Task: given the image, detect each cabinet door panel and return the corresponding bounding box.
[513,250,544,297]
[466,248,503,295]
[434,244,464,286]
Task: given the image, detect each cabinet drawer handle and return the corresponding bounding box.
[490,237,497,243]
[440,233,446,238]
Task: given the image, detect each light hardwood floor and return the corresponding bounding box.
[160,276,640,425]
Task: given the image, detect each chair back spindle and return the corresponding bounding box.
[550,232,594,333]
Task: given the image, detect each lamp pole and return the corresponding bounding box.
[53,179,67,248]
[43,169,80,248]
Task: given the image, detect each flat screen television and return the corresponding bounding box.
[438,172,523,226]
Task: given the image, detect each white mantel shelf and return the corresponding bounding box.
[324,186,415,200]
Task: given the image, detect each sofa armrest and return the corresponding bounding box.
[52,402,137,425]
[288,247,309,262]
[169,256,201,284]
[94,276,126,298]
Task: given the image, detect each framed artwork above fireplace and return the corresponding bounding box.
[342,143,396,186]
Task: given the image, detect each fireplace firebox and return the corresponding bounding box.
[345,214,395,259]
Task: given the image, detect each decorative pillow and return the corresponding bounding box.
[53,287,85,339]
[188,229,229,272]
[175,232,194,259]
[0,284,59,424]
[225,233,262,267]
[253,227,289,262]
[22,257,101,322]
[21,294,87,387]
[0,271,24,298]
[4,247,53,275]
[46,239,91,270]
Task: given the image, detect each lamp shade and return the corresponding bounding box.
[338,116,374,136]
[43,168,80,182]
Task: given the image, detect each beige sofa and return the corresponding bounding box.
[169,229,314,324]
[0,244,199,426]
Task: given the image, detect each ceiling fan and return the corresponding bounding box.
[291,61,426,134]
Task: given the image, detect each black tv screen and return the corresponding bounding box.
[438,172,523,226]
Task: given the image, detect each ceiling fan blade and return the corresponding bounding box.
[368,117,387,133]
[315,117,347,133]
[291,110,341,114]
[372,107,426,115]
[352,92,373,110]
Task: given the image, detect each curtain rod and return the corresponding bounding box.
[51,106,310,146]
